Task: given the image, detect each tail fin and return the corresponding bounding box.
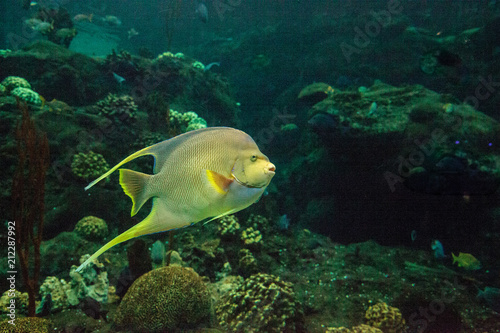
[452,253,457,264]
[88,14,93,22]
[75,199,190,272]
[119,168,152,216]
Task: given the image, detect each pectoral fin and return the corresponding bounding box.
[206,170,233,194]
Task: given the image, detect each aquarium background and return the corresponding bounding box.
[1,0,500,332]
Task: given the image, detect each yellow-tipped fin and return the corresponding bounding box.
[119,168,152,216]
[206,170,233,194]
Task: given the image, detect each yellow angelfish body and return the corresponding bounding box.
[76,127,275,272]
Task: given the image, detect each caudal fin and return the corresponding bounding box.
[76,199,190,272]
[119,168,152,216]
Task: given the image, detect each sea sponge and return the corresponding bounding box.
[10,87,42,105]
[71,151,110,181]
[0,317,51,333]
[115,266,212,332]
[365,302,405,333]
[74,216,108,241]
[241,227,262,246]
[1,76,31,92]
[216,273,304,333]
[96,93,137,122]
[218,214,240,239]
[326,324,383,333]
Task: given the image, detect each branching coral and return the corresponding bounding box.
[96,93,137,122]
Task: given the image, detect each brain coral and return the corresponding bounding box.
[114,266,212,332]
[365,302,405,333]
[0,317,51,333]
[216,273,303,333]
[74,216,108,241]
[10,87,42,105]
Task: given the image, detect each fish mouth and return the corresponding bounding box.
[266,164,276,175]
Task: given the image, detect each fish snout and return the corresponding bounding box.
[265,163,276,175]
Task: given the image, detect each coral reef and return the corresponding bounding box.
[247,214,270,231]
[96,93,137,122]
[192,61,205,70]
[169,109,207,133]
[0,317,51,332]
[218,215,241,239]
[74,216,109,241]
[241,227,263,246]
[1,76,31,92]
[114,266,212,332]
[216,273,303,332]
[10,87,42,105]
[0,289,30,314]
[71,151,110,181]
[326,324,383,333]
[38,276,69,312]
[365,302,405,333]
[238,249,258,277]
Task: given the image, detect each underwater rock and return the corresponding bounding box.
[115,266,212,332]
[298,82,334,106]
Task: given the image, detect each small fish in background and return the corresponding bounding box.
[308,113,336,134]
[113,72,125,84]
[477,286,500,313]
[73,14,93,22]
[25,19,54,34]
[277,214,290,231]
[410,230,417,243]
[431,239,446,259]
[30,1,38,7]
[204,62,220,71]
[128,28,139,39]
[196,2,208,23]
[150,240,166,268]
[104,15,122,26]
[56,28,77,39]
[452,252,481,270]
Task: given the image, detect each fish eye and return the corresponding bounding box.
[250,155,257,162]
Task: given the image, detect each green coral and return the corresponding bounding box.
[0,49,12,57]
[0,317,51,333]
[218,215,240,239]
[38,276,70,312]
[365,302,405,333]
[238,249,258,276]
[115,266,212,332]
[174,52,185,58]
[192,61,205,70]
[10,87,42,105]
[216,273,303,333]
[96,93,137,122]
[247,214,270,230]
[0,84,5,96]
[0,290,29,314]
[71,151,110,181]
[241,227,262,246]
[1,76,31,92]
[169,109,207,133]
[74,216,108,241]
[326,325,383,333]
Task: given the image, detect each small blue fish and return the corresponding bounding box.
[277,214,290,231]
[431,240,445,259]
[411,230,417,242]
[113,72,125,84]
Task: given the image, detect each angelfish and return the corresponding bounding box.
[76,127,275,271]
